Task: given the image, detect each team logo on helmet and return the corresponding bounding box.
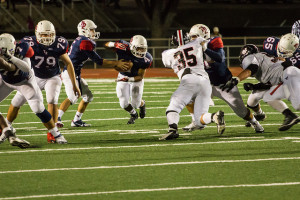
[81,21,86,29]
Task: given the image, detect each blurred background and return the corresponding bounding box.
[0,0,299,67]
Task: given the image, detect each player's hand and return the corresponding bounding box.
[74,85,81,98]
[243,83,254,92]
[116,76,129,82]
[115,59,133,72]
[220,77,240,92]
[200,40,208,51]
[1,48,12,61]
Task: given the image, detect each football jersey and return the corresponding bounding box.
[21,36,68,79]
[67,35,103,76]
[162,37,208,80]
[204,36,232,86]
[114,40,152,77]
[241,52,284,85]
[0,42,34,84]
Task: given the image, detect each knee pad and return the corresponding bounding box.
[69,95,79,105]
[36,109,52,123]
[29,100,45,114]
[82,91,93,103]
[119,98,129,109]
[11,93,26,108]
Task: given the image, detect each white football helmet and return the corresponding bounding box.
[189,24,210,39]
[35,20,56,46]
[0,33,16,46]
[277,33,299,58]
[130,35,148,58]
[77,19,100,40]
[0,36,16,56]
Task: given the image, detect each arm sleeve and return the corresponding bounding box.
[10,57,31,72]
[204,48,224,63]
[82,50,103,66]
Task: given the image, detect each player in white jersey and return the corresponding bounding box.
[160,30,225,140]
[221,44,300,130]
[244,33,300,131]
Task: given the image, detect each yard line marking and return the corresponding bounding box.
[0,138,293,154]
[1,156,300,174]
[0,182,297,199]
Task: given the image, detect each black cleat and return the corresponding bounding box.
[139,101,146,119]
[127,113,138,124]
[159,128,179,140]
[279,115,300,131]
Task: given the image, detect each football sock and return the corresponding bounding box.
[49,126,60,137]
[58,110,64,120]
[200,113,212,125]
[166,111,179,125]
[74,111,83,121]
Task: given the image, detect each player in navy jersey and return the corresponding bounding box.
[57,19,132,127]
[0,33,67,145]
[244,33,300,131]
[105,35,152,124]
[5,20,80,143]
[182,24,263,133]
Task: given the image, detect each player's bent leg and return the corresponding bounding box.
[71,100,91,127]
[243,108,264,133]
[159,111,180,140]
[279,108,300,131]
[57,98,73,128]
[139,100,146,119]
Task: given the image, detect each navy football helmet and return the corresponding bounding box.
[239,44,259,62]
[171,30,190,47]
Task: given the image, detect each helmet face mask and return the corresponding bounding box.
[189,24,210,39]
[77,19,100,40]
[171,30,190,47]
[277,33,299,58]
[130,35,148,58]
[35,20,56,46]
[0,35,16,56]
[239,44,259,62]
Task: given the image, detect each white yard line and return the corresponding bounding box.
[0,182,299,200]
[0,138,296,155]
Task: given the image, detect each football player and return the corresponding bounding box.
[104,35,151,124]
[221,44,300,131]
[160,30,225,140]
[0,34,67,144]
[244,33,300,131]
[182,24,264,133]
[57,19,132,127]
[292,20,300,39]
[5,20,80,143]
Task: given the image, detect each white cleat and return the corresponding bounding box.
[55,135,68,144]
[182,121,205,132]
[212,110,226,135]
[9,136,30,149]
[250,120,264,133]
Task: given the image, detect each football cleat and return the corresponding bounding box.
[9,136,30,149]
[55,134,68,144]
[279,115,300,131]
[245,112,266,127]
[71,119,91,127]
[182,121,205,132]
[56,117,64,128]
[250,120,264,133]
[139,101,146,119]
[159,128,179,140]
[212,110,226,135]
[127,113,138,124]
[47,132,56,143]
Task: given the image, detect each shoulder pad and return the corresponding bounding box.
[208,37,223,50]
[80,40,94,51]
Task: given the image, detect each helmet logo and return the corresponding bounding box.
[81,21,86,28]
[200,27,208,34]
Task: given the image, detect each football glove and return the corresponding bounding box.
[244,82,272,91]
[220,77,240,92]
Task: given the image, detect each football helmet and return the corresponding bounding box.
[130,35,148,58]
[189,24,210,39]
[291,20,300,39]
[171,30,190,47]
[0,33,16,46]
[35,20,56,46]
[239,44,259,62]
[0,35,16,56]
[277,33,299,58]
[77,19,100,40]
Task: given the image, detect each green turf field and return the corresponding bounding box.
[1,77,300,200]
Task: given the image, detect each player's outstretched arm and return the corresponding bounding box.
[60,53,81,98]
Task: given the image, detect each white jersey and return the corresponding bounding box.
[241,52,284,85]
[162,37,209,80]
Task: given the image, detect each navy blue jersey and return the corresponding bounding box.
[263,36,279,57]
[66,35,103,76]
[263,36,300,67]
[114,40,152,77]
[205,37,232,86]
[0,42,34,84]
[21,36,68,79]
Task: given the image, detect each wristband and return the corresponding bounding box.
[107,42,115,48]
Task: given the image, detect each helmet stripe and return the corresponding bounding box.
[177,30,183,46]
